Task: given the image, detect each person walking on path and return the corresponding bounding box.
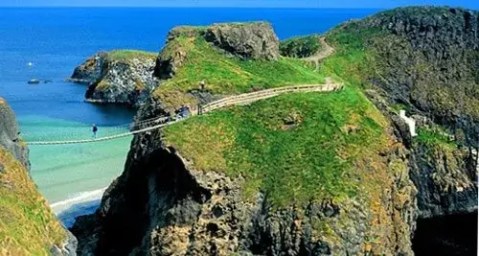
[92,124,98,139]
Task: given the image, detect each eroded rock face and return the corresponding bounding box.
[352,7,479,219]
[409,143,477,218]
[72,127,417,255]
[0,97,28,168]
[71,52,158,107]
[362,7,479,143]
[153,27,190,79]
[204,22,280,61]
[70,52,107,84]
[85,58,158,107]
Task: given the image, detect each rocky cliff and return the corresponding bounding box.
[71,7,478,256]
[0,98,77,255]
[329,6,478,218]
[73,90,417,255]
[71,50,158,107]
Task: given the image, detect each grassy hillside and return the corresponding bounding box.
[152,29,326,110]
[0,148,66,255]
[106,50,157,62]
[164,87,391,206]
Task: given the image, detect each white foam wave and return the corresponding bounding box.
[50,187,107,214]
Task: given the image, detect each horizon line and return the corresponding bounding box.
[0,5,472,9]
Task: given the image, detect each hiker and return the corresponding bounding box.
[199,80,206,91]
[92,124,98,138]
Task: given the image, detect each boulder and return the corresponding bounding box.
[204,22,280,61]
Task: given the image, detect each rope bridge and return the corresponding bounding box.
[25,82,343,145]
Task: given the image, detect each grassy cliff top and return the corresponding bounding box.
[163,87,391,206]
[0,147,66,255]
[160,17,391,207]
[152,29,325,110]
[106,49,157,62]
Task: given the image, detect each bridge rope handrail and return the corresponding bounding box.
[26,82,343,145]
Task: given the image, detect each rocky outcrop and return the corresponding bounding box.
[0,98,28,168]
[203,22,280,61]
[350,7,479,218]
[72,128,416,255]
[362,7,479,143]
[153,22,280,80]
[70,52,107,84]
[71,51,158,107]
[410,142,477,218]
[153,27,191,80]
[0,98,77,255]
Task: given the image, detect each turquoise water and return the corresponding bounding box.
[21,116,132,203]
[0,7,379,225]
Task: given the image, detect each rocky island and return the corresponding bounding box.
[0,6,477,256]
[70,50,158,107]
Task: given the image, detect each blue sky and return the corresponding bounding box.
[1,0,478,9]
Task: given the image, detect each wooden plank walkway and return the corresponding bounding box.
[26,82,343,145]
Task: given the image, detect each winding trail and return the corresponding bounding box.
[26,80,342,146]
[301,37,335,71]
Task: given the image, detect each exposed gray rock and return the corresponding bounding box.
[71,51,158,108]
[409,143,477,218]
[69,52,107,84]
[0,98,29,169]
[72,128,416,255]
[85,57,158,107]
[51,231,78,256]
[204,22,280,61]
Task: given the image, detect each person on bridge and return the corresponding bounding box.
[92,124,98,139]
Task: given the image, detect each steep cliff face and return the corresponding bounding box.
[363,7,478,143]
[71,50,158,107]
[0,98,77,255]
[326,6,478,219]
[0,98,29,168]
[73,90,418,255]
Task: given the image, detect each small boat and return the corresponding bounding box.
[27,79,40,84]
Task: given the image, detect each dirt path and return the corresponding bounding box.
[302,37,335,70]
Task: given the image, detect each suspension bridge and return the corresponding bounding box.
[25,82,343,145]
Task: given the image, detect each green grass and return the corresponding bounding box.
[153,32,325,109]
[106,49,157,62]
[415,127,456,149]
[0,148,66,255]
[164,87,390,207]
[279,35,322,58]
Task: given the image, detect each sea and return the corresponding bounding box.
[0,7,380,227]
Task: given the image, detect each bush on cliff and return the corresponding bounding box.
[279,35,322,58]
